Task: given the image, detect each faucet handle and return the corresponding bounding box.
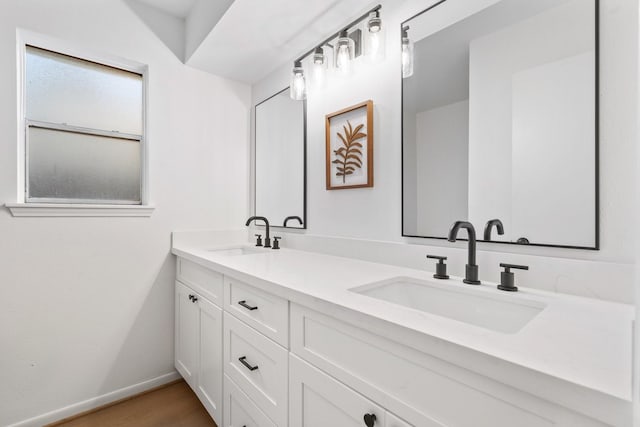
[426,255,449,279]
[498,263,529,292]
[272,236,281,250]
[254,234,263,247]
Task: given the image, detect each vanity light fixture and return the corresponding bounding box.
[289,60,307,100]
[336,30,354,75]
[287,4,381,100]
[401,25,414,78]
[366,10,385,62]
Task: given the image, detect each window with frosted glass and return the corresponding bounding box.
[25,46,143,204]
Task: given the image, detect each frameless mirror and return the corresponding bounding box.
[255,88,306,228]
[402,0,598,249]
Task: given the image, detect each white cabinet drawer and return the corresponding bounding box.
[224,275,288,347]
[224,312,288,427]
[386,413,413,427]
[224,374,277,427]
[177,258,223,307]
[290,354,386,427]
[290,304,576,427]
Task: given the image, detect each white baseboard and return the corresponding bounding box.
[8,371,182,427]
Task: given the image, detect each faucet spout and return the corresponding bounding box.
[246,216,271,247]
[448,221,480,285]
[283,216,303,227]
[483,219,504,241]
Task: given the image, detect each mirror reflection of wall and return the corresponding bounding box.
[255,88,306,228]
[402,0,597,249]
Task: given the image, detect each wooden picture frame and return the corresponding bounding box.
[325,100,374,190]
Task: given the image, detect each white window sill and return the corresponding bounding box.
[5,203,155,217]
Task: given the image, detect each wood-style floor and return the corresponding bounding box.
[48,380,217,427]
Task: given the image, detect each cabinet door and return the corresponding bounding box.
[198,297,223,424]
[290,354,385,427]
[175,281,199,389]
[224,375,277,427]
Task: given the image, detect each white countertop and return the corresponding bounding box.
[172,234,634,410]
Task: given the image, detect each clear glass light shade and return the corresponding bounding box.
[311,48,327,90]
[402,38,414,78]
[366,12,385,62]
[335,34,354,75]
[289,63,306,100]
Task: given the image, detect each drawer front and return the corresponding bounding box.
[177,258,223,307]
[224,312,288,426]
[386,413,413,427]
[291,304,555,427]
[224,374,277,427]
[290,354,386,427]
[224,276,288,347]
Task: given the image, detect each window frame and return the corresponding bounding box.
[12,30,152,215]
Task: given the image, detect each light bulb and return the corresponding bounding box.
[289,61,306,100]
[401,26,413,78]
[336,45,350,73]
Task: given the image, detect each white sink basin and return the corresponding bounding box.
[207,247,266,256]
[350,277,545,333]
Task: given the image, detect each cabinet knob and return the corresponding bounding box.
[192,296,198,303]
[188,294,194,301]
[363,413,377,427]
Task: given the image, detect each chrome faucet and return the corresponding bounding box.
[448,221,481,285]
[246,216,271,248]
[483,219,504,241]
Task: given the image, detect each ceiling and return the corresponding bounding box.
[135,0,197,18]
[127,0,379,84]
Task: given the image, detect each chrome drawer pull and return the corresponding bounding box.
[238,356,259,371]
[238,300,258,311]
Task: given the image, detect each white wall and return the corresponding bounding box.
[0,1,250,425]
[634,2,640,424]
[416,100,469,236]
[251,0,638,305]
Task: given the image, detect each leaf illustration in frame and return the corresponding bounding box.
[333,120,366,183]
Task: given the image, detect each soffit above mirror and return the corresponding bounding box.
[135,0,198,18]
[126,0,378,84]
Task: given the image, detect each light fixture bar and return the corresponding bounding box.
[294,4,382,64]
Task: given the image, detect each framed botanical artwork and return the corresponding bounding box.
[325,100,373,190]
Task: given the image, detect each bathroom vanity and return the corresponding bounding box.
[171,231,633,427]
